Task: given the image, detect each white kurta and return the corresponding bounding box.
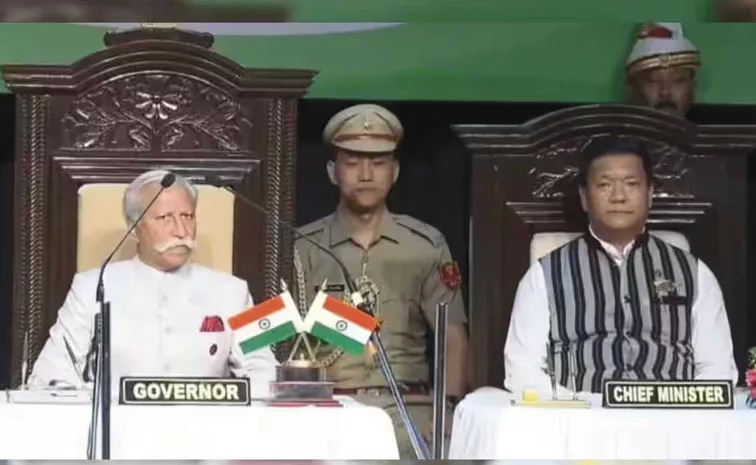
[28,257,278,398]
[504,229,738,397]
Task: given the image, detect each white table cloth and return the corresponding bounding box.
[449,387,756,460]
[0,391,399,459]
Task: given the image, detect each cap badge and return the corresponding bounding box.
[659,54,673,68]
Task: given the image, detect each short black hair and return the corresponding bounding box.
[577,136,654,186]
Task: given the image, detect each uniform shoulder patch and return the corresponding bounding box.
[393,214,446,247]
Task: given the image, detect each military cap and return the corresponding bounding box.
[323,104,403,153]
[626,22,700,77]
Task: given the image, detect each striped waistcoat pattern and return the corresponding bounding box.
[539,233,697,393]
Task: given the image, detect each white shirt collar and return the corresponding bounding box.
[131,255,192,282]
[588,226,643,266]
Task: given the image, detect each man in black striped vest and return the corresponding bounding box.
[504,136,737,395]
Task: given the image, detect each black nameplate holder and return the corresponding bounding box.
[119,377,251,406]
[316,283,345,293]
[603,380,733,409]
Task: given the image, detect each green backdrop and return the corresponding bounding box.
[0,6,754,104]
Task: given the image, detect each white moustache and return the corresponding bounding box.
[154,238,196,253]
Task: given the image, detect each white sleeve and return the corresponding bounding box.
[691,260,738,386]
[229,292,279,398]
[28,274,94,389]
[504,262,574,397]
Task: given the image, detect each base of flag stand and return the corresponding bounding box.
[269,361,338,407]
[270,380,334,398]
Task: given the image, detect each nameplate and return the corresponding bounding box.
[603,380,733,409]
[119,377,250,406]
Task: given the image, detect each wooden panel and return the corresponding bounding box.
[457,104,756,389]
[3,27,315,387]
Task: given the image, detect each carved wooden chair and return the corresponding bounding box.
[456,104,756,388]
[2,27,315,386]
[76,183,237,273]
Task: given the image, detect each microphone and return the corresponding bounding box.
[85,172,175,460]
[84,172,176,381]
[95,172,176,304]
[207,175,430,459]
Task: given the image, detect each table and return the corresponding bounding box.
[0,391,399,459]
[449,387,756,460]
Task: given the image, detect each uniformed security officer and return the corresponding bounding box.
[625,22,700,118]
[295,104,469,458]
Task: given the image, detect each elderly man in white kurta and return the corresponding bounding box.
[29,170,278,397]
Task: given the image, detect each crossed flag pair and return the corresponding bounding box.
[227,284,378,356]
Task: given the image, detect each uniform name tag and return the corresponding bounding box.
[603,380,733,409]
[119,377,250,406]
[316,283,345,293]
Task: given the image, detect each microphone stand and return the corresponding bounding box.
[85,173,175,459]
[210,178,430,460]
[432,302,448,459]
[87,290,110,460]
[347,283,430,460]
[85,253,123,461]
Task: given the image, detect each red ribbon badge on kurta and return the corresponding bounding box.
[200,315,225,332]
[438,261,462,291]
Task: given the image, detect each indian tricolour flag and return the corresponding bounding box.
[303,291,378,355]
[228,292,304,354]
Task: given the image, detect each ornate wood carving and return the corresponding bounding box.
[60,74,254,153]
[529,136,698,199]
[3,28,315,386]
[456,104,756,389]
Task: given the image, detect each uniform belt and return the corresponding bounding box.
[333,383,429,396]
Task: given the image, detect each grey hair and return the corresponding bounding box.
[122,169,198,226]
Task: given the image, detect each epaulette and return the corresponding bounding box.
[296,216,328,239]
[393,214,446,247]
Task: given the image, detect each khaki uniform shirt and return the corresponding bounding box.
[294,211,467,389]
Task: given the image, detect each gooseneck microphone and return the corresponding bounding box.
[205,176,364,306]
[86,172,175,460]
[207,176,430,459]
